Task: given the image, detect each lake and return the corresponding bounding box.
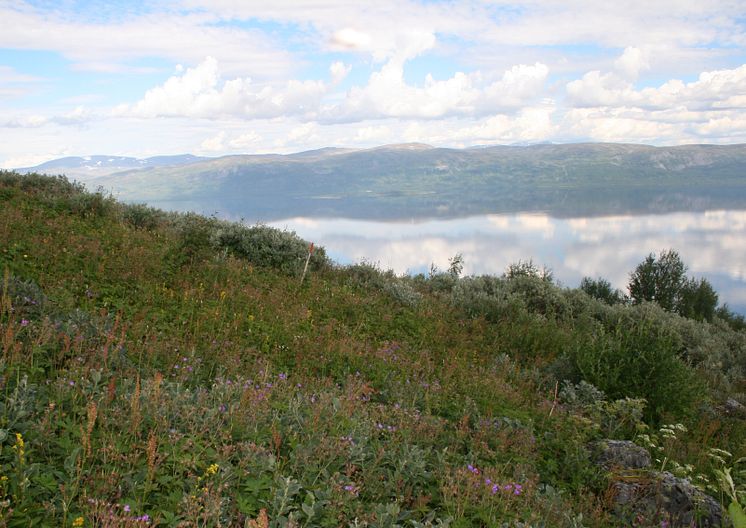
[261,211,746,314]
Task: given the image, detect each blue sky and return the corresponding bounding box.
[1,0,745,167]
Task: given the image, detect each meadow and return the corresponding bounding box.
[0,171,745,527]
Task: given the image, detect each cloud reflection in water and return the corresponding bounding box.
[269,210,746,314]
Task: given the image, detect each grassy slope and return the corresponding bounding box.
[0,172,745,527]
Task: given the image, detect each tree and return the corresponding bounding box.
[580,276,626,305]
[628,249,719,321]
[678,277,718,322]
[628,249,686,311]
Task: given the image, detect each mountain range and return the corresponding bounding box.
[17,142,746,220]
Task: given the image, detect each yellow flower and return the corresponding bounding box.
[12,433,24,463]
[72,516,84,527]
[205,463,219,476]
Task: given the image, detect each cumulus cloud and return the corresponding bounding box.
[199,131,226,152]
[568,59,746,112]
[117,57,327,120]
[562,49,746,143]
[329,61,351,84]
[614,46,650,80]
[331,28,372,50]
[322,58,549,122]
[229,131,262,149]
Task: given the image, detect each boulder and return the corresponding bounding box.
[724,398,746,418]
[593,440,651,470]
[594,439,728,527]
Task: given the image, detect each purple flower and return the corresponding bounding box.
[491,484,499,494]
[467,464,479,474]
[123,504,131,513]
[278,372,287,380]
[20,319,29,327]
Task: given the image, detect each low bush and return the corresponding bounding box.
[211,222,330,275]
[567,306,702,422]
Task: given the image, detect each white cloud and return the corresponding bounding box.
[614,46,650,79]
[329,61,351,84]
[331,28,372,51]
[354,125,392,143]
[563,61,746,143]
[199,131,226,152]
[568,62,746,112]
[0,65,43,97]
[229,131,262,149]
[0,4,296,78]
[117,57,327,120]
[322,59,549,122]
[1,114,49,128]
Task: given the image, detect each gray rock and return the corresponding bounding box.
[593,440,651,470]
[610,472,726,527]
[593,439,728,527]
[724,398,746,417]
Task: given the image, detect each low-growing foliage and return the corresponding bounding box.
[0,171,744,527]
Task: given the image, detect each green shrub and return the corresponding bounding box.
[121,203,164,230]
[167,212,221,265]
[448,276,527,323]
[567,305,702,423]
[66,190,117,218]
[506,275,571,320]
[211,222,330,275]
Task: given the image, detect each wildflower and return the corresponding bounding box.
[467,464,479,474]
[12,433,25,463]
[124,504,131,513]
[20,319,29,326]
[278,372,287,381]
[138,514,150,523]
[344,484,359,496]
[205,463,219,476]
[73,517,84,527]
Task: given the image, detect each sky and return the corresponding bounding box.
[1,0,745,167]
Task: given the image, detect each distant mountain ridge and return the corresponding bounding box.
[17,142,746,220]
[17,154,207,179]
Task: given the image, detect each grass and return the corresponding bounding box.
[0,170,745,527]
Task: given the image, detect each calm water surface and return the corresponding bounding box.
[265,210,746,314]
